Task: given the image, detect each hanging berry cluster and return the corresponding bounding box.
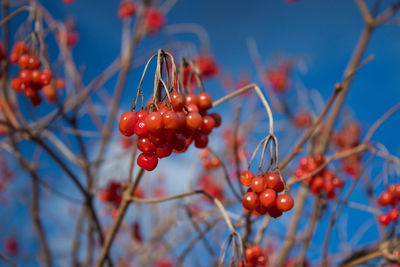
[265,60,292,93]
[9,41,55,106]
[377,184,400,226]
[294,154,344,199]
[119,91,222,171]
[240,170,294,218]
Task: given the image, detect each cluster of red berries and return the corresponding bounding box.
[332,121,362,176]
[197,173,224,202]
[9,42,56,106]
[119,91,222,171]
[294,155,344,198]
[99,180,145,207]
[118,0,136,19]
[292,111,312,129]
[240,244,268,267]
[265,60,292,93]
[144,8,165,34]
[240,170,294,218]
[377,184,400,226]
[200,150,221,170]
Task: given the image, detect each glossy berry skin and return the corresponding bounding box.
[170,92,185,111]
[145,111,164,133]
[242,192,259,210]
[136,110,149,120]
[379,213,391,226]
[134,120,149,137]
[170,132,186,151]
[119,112,137,136]
[18,54,29,69]
[268,204,283,218]
[389,208,399,221]
[186,112,202,130]
[276,194,294,212]
[378,192,393,206]
[265,172,285,192]
[194,132,208,148]
[251,176,266,193]
[259,188,277,208]
[27,56,41,69]
[163,111,179,130]
[185,93,198,106]
[156,143,172,158]
[11,78,23,92]
[137,153,158,171]
[201,115,215,134]
[197,92,212,110]
[137,137,156,153]
[240,170,255,187]
[40,69,53,86]
[209,112,222,127]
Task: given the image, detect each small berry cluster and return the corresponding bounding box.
[294,155,344,198]
[144,8,165,34]
[240,170,294,218]
[118,0,136,19]
[200,149,221,170]
[9,42,55,106]
[265,60,292,93]
[99,180,145,207]
[119,91,222,171]
[241,244,268,267]
[377,184,400,226]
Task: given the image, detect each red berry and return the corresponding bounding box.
[136,110,148,120]
[265,172,285,192]
[27,55,41,69]
[185,93,198,106]
[378,192,393,207]
[268,203,283,218]
[134,120,149,137]
[170,132,186,151]
[119,112,137,136]
[259,188,276,208]
[170,92,185,111]
[201,115,216,134]
[137,153,158,171]
[251,176,266,193]
[19,69,32,83]
[40,69,53,85]
[240,170,254,187]
[186,112,202,130]
[379,213,391,226]
[389,208,399,221]
[185,104,199,113]
[148,132,168,146]
[209,112,222,128]
[11,78,23,92]
[194,132,208,148]
[163,111,179,130]
[18,54,29,68]
[276,194,294,212]
[156,143,173,158]
[31,70,41,83]
[197,92,212,110]
[137,137,156,153]
[145,111,164,133]
[242,192,259,210]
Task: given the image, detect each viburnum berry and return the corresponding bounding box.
[40,69,53,85]
[240,170,255,187]
[197,92,212,110]
[209,112,222,128]
[201,115,216,134]
[379,213,391,226]
[389,208,399,221]
[186,112,202,130]
[265,172,285,192]
[242,191,259,210]
[145,111,164,133]
[155,143,172,158]
[268,203,283,218]
[251,176,266,193]
[119,112,138,136]
[378,191,393,207]
[163,110,180,130]
[185,93,198,106]
[194,132,208,148]
[276,193,294,212]
[137,153,158,171]
[11,78,23,92]
[170,91,185,111]
[134,120,149,136]
[118,0,136,19]
[259,188,277,208]
[137,137,156,153]
[27,55,41,70]
[18,54,29,69]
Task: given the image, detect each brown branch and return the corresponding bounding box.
[0,251,18,267]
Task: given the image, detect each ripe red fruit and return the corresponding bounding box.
[276,194,294,212]
[255,203,268,215]
[170,92,185,111]
[18,54,29,69]
[145,111,164,133]
[136,110,148,120]
[268,203,283,218]
[242,192,259,210]
[197,92,212,110]
[30,93,42,107]
[251,176,266,193]
[201,115,216,134]
[134,120,149,137]
[137,153,158,171]
[40,69,53,85]
[148,132,168,146]
[170,132,186,151]
[144,8,165,33]
[194,132,209,148]
[379,213,391,226]
[11,78,23,92]
[240,170,255,187]
[163,111,179,130]
[156,143,173,158]
[118,0,136,19]
[378,192,393,206]
[185,104,199,113]
[31,70,41,83]
[119,112,137,136]
[27,55,41,69]
[259,188,277,208]
[389,208,399,221]
[19,69,32,83]
[185,93,198,106]
[186,112,202,130]
[137,137,156,153]
[209,112,222,127]
[265,172,285,192]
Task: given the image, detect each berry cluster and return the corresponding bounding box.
[200,149,221,170]
[242,244,268,267]
[99,180,145,208]
[119,92,222,171]
[294,155,344,198]
[265,60,292,93]
[292,111,312,129]
[118,0,136,19]
[9,42,56,106]
[240,171,294,218]
[333,121,362,176]
[377,184,400,226]
[144,8,165,34]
